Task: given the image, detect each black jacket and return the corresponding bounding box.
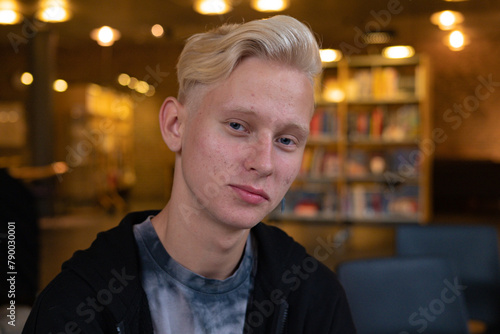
[23,211,356,333]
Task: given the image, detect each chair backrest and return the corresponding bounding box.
[396,225,500,324]
[337,257,470,334]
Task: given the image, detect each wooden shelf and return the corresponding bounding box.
[268,212,422,225]
[272,54,432,225]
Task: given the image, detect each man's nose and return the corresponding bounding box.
[244,137,274,177]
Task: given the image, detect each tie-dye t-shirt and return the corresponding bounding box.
[133,217,256,334]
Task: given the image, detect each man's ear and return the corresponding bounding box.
[159,97,185,152]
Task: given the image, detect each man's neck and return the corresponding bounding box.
[151,203,250,280]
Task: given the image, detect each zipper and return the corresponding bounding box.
[116,321,125,334]
[275,301,289,334]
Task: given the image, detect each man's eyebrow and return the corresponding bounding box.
[221,106,257,115]
[222,105,310,136]
[284,123,310,138]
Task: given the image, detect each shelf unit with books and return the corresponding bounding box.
[269,54,432,224]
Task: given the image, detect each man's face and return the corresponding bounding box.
[177,56,315,231]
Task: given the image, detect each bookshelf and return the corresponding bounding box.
[270,54,432,224]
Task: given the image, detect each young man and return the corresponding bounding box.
[23,15,356,333]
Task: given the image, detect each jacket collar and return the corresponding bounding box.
[62,210,307,330]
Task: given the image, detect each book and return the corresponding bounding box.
[310,106,338,139]
[345,184,419,218]
[300,147,340,179]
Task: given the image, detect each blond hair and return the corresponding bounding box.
[176,15,322,104]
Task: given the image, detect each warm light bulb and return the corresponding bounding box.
[448,30,466,50]
[440,11,456,27]
[145,85,155,97]
[251,0,289,12]
[91,26,121,46]
[117,73,131,86]
[127,77,138,89]
[194,0,232,15]
[430,10,464,31]
[0,9,19,24]
[37,0,71,22]
[98,26,113,44]
[320,49,342,63]
[382,45,415,59]
[135,81,150,94]
[0,1,21,24]
[20,72,33,85]
[53,79,68,92]
[151,24,164,38]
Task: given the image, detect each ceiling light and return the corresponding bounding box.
[117,73,131,86]
[0,1,21,25]
[319,49,342,63]
[0,9,19,24]
[251,0,289,12]
[151,24,164,38]
[194,0,232,15]
[145,85,155,97]
[20,72,33,85]
[446,30,468,51]
[135,81,150,94]
[382,45,415,59]
[37,0,71,23]
[53,79,68,92]
[362,31,394,45]
[430,10,464,30]
[127,77,138,89]
[90,26,121,47]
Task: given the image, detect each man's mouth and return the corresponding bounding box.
[230,184,270,204]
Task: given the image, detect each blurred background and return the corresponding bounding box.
[1,0,500,316]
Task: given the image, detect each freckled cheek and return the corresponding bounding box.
[191,129,220,155]
[184,131,216,171]
[193,134,240,176]
[278,157,302,187]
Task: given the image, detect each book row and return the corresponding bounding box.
[299,148,420,180]
[281,184,419,219]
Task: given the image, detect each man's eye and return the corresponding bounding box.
[279,137,294,146]
[229,122,244,131]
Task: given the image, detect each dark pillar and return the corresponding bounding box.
[26,29,57,216]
